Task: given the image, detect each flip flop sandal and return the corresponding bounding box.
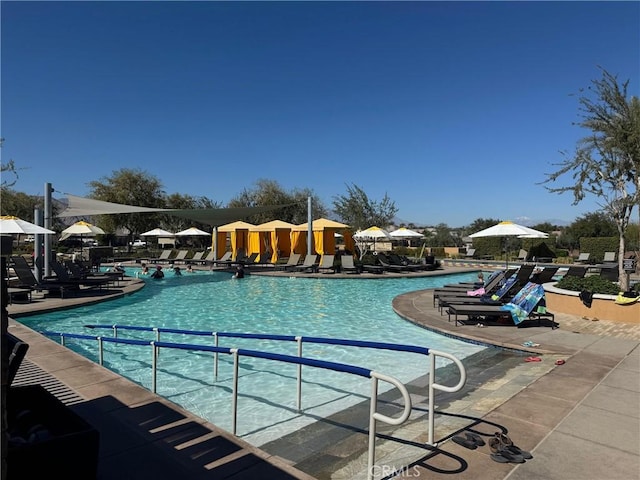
[464,431,486,447]
[452,435,479,449]
[525,356,542,362]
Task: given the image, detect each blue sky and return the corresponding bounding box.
[2,1,638,227]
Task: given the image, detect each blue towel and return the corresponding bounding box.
[501,282,546,325]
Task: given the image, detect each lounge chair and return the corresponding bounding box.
[446,281,556,328]
[184,251,206,264]
[531,266,559,284]
[65,260,123,285]
[563,265,587,278]
[238,252,259,266]
[150,249,173,264]
[599,265,619,281]
[169,250,189,264]
[437,275,521,313]
[316,254,337,274]
[339,255,360,274]
[291,254,318,273]
[432,269,515,307]
[376,253,409,273]
[209,251,232,267]
[10,256,79,298]
[465,248,476,259]
[276,253,302,271]
[516,249,528,262]
[603,251,616,263]
[48,260,112,290]
[388,253,425,271]
[7,333,29,386]
[576,252,591,264]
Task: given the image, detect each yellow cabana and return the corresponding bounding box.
[217,221,255,260]
[251,220,296,263]
[293,218,350,255]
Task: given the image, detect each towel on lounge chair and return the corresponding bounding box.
[500,282,546,325]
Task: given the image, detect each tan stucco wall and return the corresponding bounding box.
[544,287,640,324]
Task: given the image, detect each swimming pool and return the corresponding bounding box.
[18,269,485,445]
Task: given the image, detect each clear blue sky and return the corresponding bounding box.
[2,1,638,227]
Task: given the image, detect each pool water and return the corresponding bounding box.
[19,269,484,445]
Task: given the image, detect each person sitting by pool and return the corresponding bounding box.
[186,264,194,273]
[233,264,245,279]
[173,266,182,276]
[150,265,164,279]
[140,263,149,275]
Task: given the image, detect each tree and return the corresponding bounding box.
[88,168,166,247]
[332,183,398,231]
[543,68,639,290]
[227,179,327,225]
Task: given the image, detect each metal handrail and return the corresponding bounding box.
[45,330,410,480]
[83,323,466,445]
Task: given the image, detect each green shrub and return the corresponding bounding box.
[555,275,620,295]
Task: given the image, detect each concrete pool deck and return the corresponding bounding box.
[5,265,639,479]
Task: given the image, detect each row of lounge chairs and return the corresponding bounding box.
[8,256,122,300]
[433,265,560,328]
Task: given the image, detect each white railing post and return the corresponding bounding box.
[426,350,467,446]
[231,349,239,435]
[367,372,412,480]
[112,324,118,338]
[151,341,157,393]
[213,333,219,380]
[296,336,302,411]
[98,337,104,365]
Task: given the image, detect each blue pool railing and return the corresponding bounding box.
[82,323,467,446]
[44,330,414,480]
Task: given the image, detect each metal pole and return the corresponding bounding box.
[213,226,218,261]
[307,196,313,256]
[43,183,53,278]
[34,207,43,282]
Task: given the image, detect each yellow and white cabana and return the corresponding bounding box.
[293,218,351,255]
[217,221,255,260]
[250,220,296,263]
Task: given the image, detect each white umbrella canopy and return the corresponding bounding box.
[469,221,548,268]
[174,227,210,236]
[60,220,105,241]
[389,227,424,239]
[469,221,547,239]
[0,215,55,234]
[141,228,175,237]
[353,226,392,258]
[352,226,392,241]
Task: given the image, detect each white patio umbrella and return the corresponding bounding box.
[469,221,548,268]
[389,227,424,247]
[0,215,55,235]
[352,226,392,258]
[141,228,175,250]
[60,220,106,259]
[175,227,211,248]
[174,227,210,237]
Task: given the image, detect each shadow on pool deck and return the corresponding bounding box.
[6,267,640,480]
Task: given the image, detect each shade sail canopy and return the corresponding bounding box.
[352,226,392,240]
[293,218,350,231]
[57,193,297,227]
[174,227,210,236]
[469,221,548,238]
[141,228,175,237]
[389,227,424,239]
[0,216,56,234]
